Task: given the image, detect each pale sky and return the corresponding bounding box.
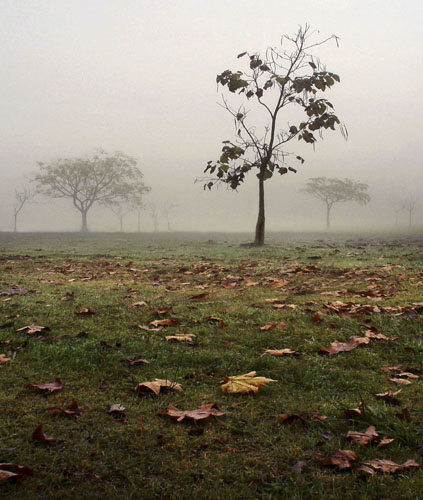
[1,0,422,232]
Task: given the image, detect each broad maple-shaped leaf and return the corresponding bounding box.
[25,378,63,393]
[166,403,224,422]
[135,379,183,396]
[32,423,56,443]
[319,336,368,356]
[149,319,180,328]
[264,348,299,357]
[0,463,33,483]
[361,459,419,474]
[346,426,381,446]
[221,371,277,394]
[165,334,194,343]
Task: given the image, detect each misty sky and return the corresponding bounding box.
[1,0,422,232]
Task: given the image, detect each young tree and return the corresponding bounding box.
[148,203,160,232]
[13,187,34,232]
[163,203,178,231]
[103,185,150,232]
[33,151,149,232]
[402,195,418,228]
[302,177,370,229]
[202,25,346,245]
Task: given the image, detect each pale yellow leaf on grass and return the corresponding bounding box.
[221,371,277,394]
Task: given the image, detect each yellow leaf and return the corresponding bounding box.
[135,379,183,396]
[221,371,277,394]
[264,348,298,357]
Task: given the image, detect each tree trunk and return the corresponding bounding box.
[80,210,88,232]
[119,216,123,232]
[409,210,412,228]
[14,214,17,233]
[326,203,331,230]
[254,176,265,246]
[137,211,141,232]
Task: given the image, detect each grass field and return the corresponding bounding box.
[1,232,423,499]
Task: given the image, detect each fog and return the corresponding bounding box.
[1,0,422,233]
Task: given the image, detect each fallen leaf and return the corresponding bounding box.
[131,301,148,308]
[25,378,63,393]
[135,379,183,396]
[259,323,276,331]
[166,403,224,422]
[151,306,172,315]
[0,354,12,364]
[315,449,358,470]
[346,426,380,446]
[397,372,419,380]
[47,400,84,419]
[149,319,180,328]
[380,365,404,372]
[138,324,163,332]
[75,308,95,316]
[32,423,56,443]
[221,371,277,394]
[395,407,412,422]
[16,325,50,336]
[344,400,365,418]
[361,459,419,474]
[108,404,126,419]
[311,312,323,324]
[264,348,299,357]
[165,334,195,343]
[188,292,209,301]
[292,460,308,473]
[319,337,368,356]
[60,292,74,302]
[121,358,149,366]
[204,316,228,328]
[280,411,327,424]
[0,287,28,296]
[0,463,33,483]
[389,377,412,385]
[374,389,402,403]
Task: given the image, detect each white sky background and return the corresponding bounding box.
[0,0,422,232]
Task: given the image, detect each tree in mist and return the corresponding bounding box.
[103,184,150,232]
[13,186,34,232]
[402,195,418,227]
[163,203,177,231]
[148,203,160,232]
[33,151,149,232]
[202,25,346,245]
[302,177,370,230]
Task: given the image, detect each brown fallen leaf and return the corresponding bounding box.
[47,400,84,419]
[131,301,148,308]
[166,403,225,422]
[0,354,12,364]
[108,404,126,419]
[389,377,412,385]
[204,316,228,328]
[151,306,172,315]
[60,292,74,302]
[32,423,56,443]
[395,407,412,422]
[280,410,327,424]
[264,348,299,357]
[346,426,380,446]
[361,459,419,474]
[25,378,63,393]
[135,379,183,396]
[165,334,195,343]
[221,371,277,394]
[121,358,149,366]
[16,325,50,336]
[380,365,404,372]
[319,337,368,356]
[344,400,365,418]
[397,372,419,380]
[75,308,95,316]
[0,463,33,483]
[315,449,358,470]
[374,389,402,403]
[188,292,209,301]
[292,460,308,473]
[364,329,391,341]
[149,319,180,328]
[311,312,324,324]
[259,322,277,331]
[138,324,163,332]
[377,438,395,448]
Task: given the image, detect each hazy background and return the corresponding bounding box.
[1,0,422,233]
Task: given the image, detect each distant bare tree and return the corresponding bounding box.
[163,203,177,231]
[103,185,149,232]
[148,204,160,232]
[13,187,34,232]
[402,195,418,227]
[393,203,404,226]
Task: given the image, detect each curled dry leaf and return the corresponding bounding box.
[165,334,195,343]
[260,323,276,331]
[150,319,180,328]
[138,324,163,332]
[47,400,84,419]
[188,292,209,301]
[221,371,277,394]
[364,329,391,341]
[360,459,419,474]
[264,348,299,357]
[75,308,95,316]
[397,372,419,380]
[135,379,183,396]
[344,400,365,418]
[380,365,404,372]
[374,389,402,403]
[16,325,50,336]
[395,407,412,422]
[346,426,384,446]
[280,410,327,424]
[319,337,369,356]
[204,316,228,328]
[25,378,63,393]
[32,423,56,443]
[166,403,224,422]
[108,404,126,419]
[315,449,358,470]
[0,463,33,483]
[389,378,412,385]
[0,354,12,364]
[60,292,74,302]
[150,306,172,315]
[131,301,148,308]
[121,358,149,366]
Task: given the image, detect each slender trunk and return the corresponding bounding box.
[409,210,412,228]
[80,210,88,232]
[326,203,331,230]
[14,213,17,232]
[254,176,265,246]
[119,215,123,232]
[137,211,141,232]
[167,219,171,232]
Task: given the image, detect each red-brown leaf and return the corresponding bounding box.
[166,403,224,422]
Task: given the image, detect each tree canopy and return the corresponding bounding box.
[34,150,149,232]
[203,25,346,245]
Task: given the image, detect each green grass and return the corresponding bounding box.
[1,232,423,499]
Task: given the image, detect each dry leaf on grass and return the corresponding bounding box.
[138,325,163,332]
[346,426,392,446]
[315,449,358,470]
[131,301,148,308]
[344,400,365,418]
[395,407,412,422]
[32,423,56,443]
[0,463,33,483]
[204,316,228,328]
[264,348,299,357]
[25,378,63,393]
[360,459,419,474]
[0,354,12,364]
[150,319,180,328]
[166,403,224,422]
[319,337,369,356]
[280,411,327,424]
[75,308,95,316]
[221,371,277,394]
[165,334,195,343]
[260,323,276,331]
[47,400,84,419]
[16,325,50,336]
[389,378,412,385]
[188,292,209,301]
[151,306,172,315]
[374,389,402,403]
[135,379,183,396]
[121,358,149,366]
